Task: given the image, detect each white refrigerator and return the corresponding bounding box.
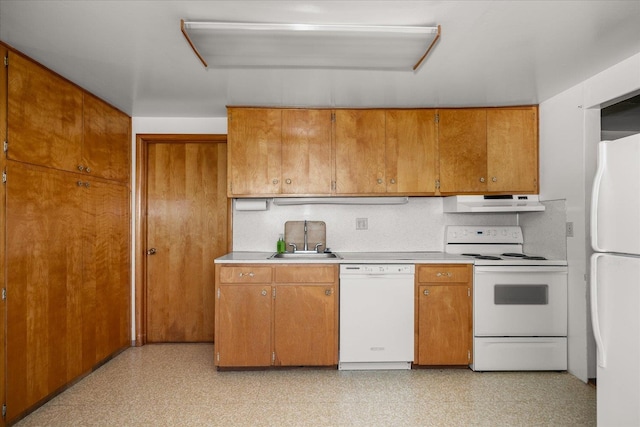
[591,133,640,426]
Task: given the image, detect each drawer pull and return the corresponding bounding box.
[239,272,255,278]
[436,272,452,277]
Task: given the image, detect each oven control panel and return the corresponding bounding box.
[446,226,523,244]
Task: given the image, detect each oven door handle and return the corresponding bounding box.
[590,253,606,368]
[474,266,568,273]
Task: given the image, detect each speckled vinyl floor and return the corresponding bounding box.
[14,343,596,426]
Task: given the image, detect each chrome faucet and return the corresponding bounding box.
[303,220,308,252]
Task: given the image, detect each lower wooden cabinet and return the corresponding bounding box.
[415,264,473,366]
[215,264,338,368]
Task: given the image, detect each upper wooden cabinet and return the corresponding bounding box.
[334,109,386,194]
[227,107,332,196]
[7,52,131,183]
[227,106,538,197]
[438,107,538,194]
[386,109,438,194]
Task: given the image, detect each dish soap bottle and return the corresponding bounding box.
[277,234,286,253]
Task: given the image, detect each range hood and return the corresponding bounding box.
[443,195,545,213]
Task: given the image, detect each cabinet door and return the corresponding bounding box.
[82,179,130,365]
[438,109,487,194]
[334,109,386,194]
[417,284,472,365]
[281,109,333,195]
[7,52,83,172]
[227,108,282,196]
[274,285,337,366]
[5,162,84,420]
[83,93,131,183]
[217,285,272,367]
[386,109,438,194]
[487,108,538,193]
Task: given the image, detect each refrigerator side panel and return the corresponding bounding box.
[591,134,640,254]
[592,253,640,426]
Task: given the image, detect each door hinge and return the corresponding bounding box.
[2,403,6,419]
[468,350,471,362]
[331,181,336,191]
[435,179,440,190]
[272,352,276,363]
[216,352,220,362]
[2,170,6,184]
[3,140,7,153]
[272,288,276,298]
[1,288,5,301]
[3,55,7,67]
[435,113,439,124]
[217,288,220,299]
[468,287,471,297]
[331,112,336,122]
[228,112,232,122]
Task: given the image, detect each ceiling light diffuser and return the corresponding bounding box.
[181,20,440,71]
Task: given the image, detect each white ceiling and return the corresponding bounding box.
[1,1,639,118]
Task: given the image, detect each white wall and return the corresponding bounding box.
[539,52,640,381]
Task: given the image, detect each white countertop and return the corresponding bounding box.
[214,251,473,264]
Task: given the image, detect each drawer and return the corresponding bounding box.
[219,266,272,283]
[417,264,471,283]
[274,265,337,283]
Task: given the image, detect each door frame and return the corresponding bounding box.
[134,134,231,346]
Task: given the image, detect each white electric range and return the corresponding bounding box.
[445,226,568,371]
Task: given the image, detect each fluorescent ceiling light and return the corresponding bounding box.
[181,20,440,71]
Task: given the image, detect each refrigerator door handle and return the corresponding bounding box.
[590,253,606,368]
[590,141,607,253]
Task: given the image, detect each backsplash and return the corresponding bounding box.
[232,197,520,253]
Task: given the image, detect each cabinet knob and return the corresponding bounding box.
[377,178,383,184]
[147,248,157,255]
[480,177,486,183]
[325,289,332,296]
[261,289,267,296]
[390,178,396,184]
[285,178,292,184]
[272,179,279,185]
[492,176,497,182]
[423,289,430,296]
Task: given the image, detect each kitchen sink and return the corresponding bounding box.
[269,252,341,259]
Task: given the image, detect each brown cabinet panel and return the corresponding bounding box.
[281,109,333,195]
[335,109,386,194]
[6,162,84,419]
[227,108,282,196]
[438,109,488,194]
[417,265,471,283]
[217,285,272,367]
[417,284,472,365]
[487,108,538,193]
[274,265,336,283]
[7,52,83,172]
[219,266,273,283]
[83,93,131,182]
[386,109,438,194]
[274,285,337,366]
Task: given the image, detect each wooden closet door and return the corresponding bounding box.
[146,141,227,342]
[7,52,83,172]
[5,162,84,421]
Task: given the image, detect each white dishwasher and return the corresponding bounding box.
[339,264,415,370]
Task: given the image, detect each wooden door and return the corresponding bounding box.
[274,285,337,366]
[146,141,227,342]
[281,109,333,195]
[438,109,488,194]
[0,43,7,427]
[334,109,386,194]
[82,93,131,182]
[418,284,472,365]
[5,162,84,421]
[7,51,83,172]
[227,108,282,196]
[217,285,272,367]
[83,179,130,365]
[386,109,438,194]
[487,108,538,193]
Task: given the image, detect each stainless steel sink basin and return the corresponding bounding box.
[269,252,341,259]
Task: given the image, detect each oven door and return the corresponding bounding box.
[474,266,568,336]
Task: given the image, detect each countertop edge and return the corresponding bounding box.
[214,251,474,264]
